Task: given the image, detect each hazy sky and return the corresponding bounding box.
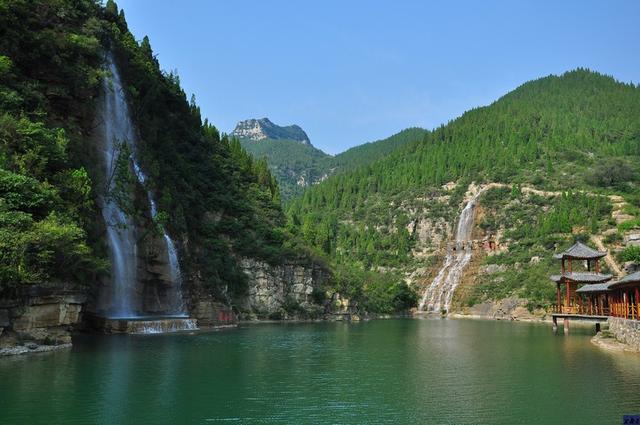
[116,0,639,154]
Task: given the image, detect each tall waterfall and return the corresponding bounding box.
[99,52,185,318]
[418,188,485,313]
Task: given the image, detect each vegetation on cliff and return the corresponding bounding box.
[0,1,316,306]
[0,0,106,288]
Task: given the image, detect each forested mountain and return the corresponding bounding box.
[287,70,640,313]
[239,126,428,200]
[0,0,316,304]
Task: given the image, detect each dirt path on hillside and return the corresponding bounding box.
[590,234,623,276]
[476,183,629,277]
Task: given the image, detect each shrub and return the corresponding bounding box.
[620,246,640,265]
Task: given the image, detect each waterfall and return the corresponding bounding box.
[99,53,139,318]
[99,52,186,318]
[418,188,485,313]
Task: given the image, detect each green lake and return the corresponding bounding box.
[1,318,639,424]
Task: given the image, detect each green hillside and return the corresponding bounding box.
[327,127,428,171]
[239,138,330,200]
[286,69,640,311]
[240,127,428,200]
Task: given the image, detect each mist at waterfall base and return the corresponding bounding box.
[98,53,190,328]
[419,189,485,312]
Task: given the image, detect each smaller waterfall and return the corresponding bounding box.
[132,163,186,315]
[418,188,485,313]
[128,318,198,334]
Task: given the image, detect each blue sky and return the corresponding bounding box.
[116,0,639,154]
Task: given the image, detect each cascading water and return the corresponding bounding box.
[132,163,185,315]
[418,188,485,313]
[98,52,187,322]
[99,53,139,318]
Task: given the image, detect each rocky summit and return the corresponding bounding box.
[231,118,311,145]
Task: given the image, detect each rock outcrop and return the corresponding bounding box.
[191,299,236,327]
[231,118,311,145]
[461,296,547,321]
[607,317,640,351]
[240,258,329,318]
[0,285,86,355]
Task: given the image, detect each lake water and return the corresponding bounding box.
[1,318,639,424]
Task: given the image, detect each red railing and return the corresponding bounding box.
[550,304,638,319]
[609,303,638,320]
[549,305,609,316]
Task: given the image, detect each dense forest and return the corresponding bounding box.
[0,0,313,304]
[287,70,640,310]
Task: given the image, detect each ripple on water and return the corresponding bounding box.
[1,319,639,425]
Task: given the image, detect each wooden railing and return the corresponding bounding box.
[550,304,639,319]
[610,303,639,320]
[549,305,609,316]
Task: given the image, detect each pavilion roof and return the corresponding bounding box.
[576,282,613,293]
[553,242,607,260]
[550,272,613,283]
[608,271,640,289]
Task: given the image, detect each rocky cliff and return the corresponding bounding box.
[239,258,329,319]
[0,285,85,355]
[232,118,311,145]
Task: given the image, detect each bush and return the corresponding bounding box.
[363,277,417,314]
[603,232,623,244]
[619,218,640,233]
[620,246,640,265]
[0,212,105,288]
[585,158,636,188]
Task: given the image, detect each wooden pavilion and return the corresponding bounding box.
[575,282,612,316]
[550,242,612,314]
[607,271,640,320]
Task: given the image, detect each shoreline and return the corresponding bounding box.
[4,312,640,357]
[0,343,72,357]
[590,332,640,353]
[447,312,553,324]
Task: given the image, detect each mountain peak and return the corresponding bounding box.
[232,118,311,145]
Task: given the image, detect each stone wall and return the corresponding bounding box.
[608,317,640,351]
[192,299,236,327]
[240,258,329,317]
[0,285,86,354]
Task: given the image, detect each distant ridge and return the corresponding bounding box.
[236,124,427,201]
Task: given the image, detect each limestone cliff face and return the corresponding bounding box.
[0,285,86,354]
[239,258,329,317]
[231,118,311,145]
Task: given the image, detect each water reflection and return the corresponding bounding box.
[1,320,639,424]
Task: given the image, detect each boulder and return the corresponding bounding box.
[626,234,640,246]
[624,262,639,274]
